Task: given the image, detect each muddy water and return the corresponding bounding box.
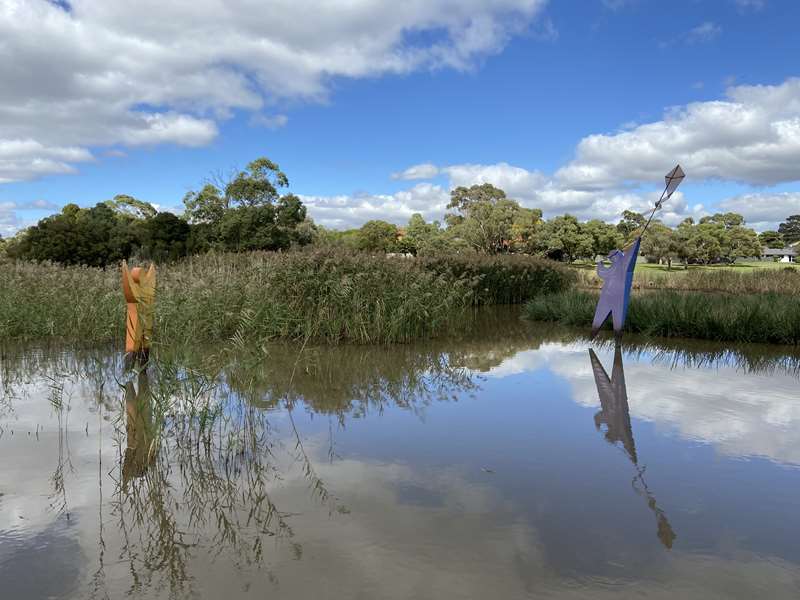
[1,310,799,599]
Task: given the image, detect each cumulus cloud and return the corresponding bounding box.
[556,78,800,190]
[392,163,441,180]
[718,192,800,230]
[0,0,548,183]
[304,158,709,228]
[0,140,93,183]
[311,77,794,230]
[302,183,450,228]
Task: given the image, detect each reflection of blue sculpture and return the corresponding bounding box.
[591,237,641,339]
[588,345,676,549]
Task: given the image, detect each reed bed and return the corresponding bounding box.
[574,265,800,295]
[0,250,571,345]
[525,289,800,345]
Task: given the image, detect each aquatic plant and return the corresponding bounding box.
[0,249,571,345]
[524,289,800,345]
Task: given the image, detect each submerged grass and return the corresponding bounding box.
[524,289,800,345]
[0,249,572,345]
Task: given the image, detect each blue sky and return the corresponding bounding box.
[1,0,799,234]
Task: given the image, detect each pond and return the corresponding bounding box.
[1,308,799,599]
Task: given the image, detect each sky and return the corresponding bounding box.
[1,0,800,236]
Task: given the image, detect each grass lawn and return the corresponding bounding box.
[570,260,799,274]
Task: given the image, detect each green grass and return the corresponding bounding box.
[0,249,572,346]
[571,261,800,295]
[524,289,800,345]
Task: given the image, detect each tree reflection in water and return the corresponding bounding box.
[589,345,677,549]
[3,308,800,597]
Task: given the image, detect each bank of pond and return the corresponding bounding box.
[0,248,797,347]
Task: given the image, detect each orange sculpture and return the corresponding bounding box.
[122,261,156,356]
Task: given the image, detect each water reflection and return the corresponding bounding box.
[122,367,155,483]
[2,310,800,598]
[589,346,676,549]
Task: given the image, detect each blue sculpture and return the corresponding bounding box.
[591,237,641,339]
[590,165,684,340]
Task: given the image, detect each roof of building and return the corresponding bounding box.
[763,247,798,256]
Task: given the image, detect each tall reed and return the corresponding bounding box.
[525,289,800,345]
[0,249,570,345]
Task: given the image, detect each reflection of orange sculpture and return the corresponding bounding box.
[122,261,156,355]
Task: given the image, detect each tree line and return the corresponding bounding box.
[329,184,800,268]
[2,155,799,267]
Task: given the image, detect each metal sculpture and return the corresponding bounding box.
[591,165,685,339]
[122,261,156,358]
[589,346,676,549]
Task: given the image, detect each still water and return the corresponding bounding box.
[1,310,799,599]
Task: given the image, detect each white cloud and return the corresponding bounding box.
[302,182,450,228]
[392,163,440,180]
[686,22,722,44]
[0,202,19,237]
[0,140,93,183]
[250,113,289,130]
[718,192,800,230]
[556,78,800,189]
[536,342,800,467]
[735,0,766,11]
[304,159,710,228]
[0,0,548,183]
[442,162,548,194]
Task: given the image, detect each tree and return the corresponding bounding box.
[700,212,745,229]
[616,210,646,239]
[758,230,784,249]
[720,226,761,262]
[183,157,290,224]
[106,194,157,220]
[538,215,594,262]
[447,183,507,212]
[686,226,722,265]
[182,156,308,252]
[404,214,452,256]
[183,184,227,224]
[218,205,283,252]
[356,220,398,253]
[226,157,289,208]
[778,215,800,244]
[583,219,623,258]
[640,222,675,268]
[510,208,543,254]
[215,194,308,253]
[139,212,190,261]
[446,184,520,253]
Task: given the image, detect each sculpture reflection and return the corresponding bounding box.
[123,367,156,484]
[589,345,676,549]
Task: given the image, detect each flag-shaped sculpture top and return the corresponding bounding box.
[591,165,685,339]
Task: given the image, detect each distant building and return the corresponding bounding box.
[762,246,798,263]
